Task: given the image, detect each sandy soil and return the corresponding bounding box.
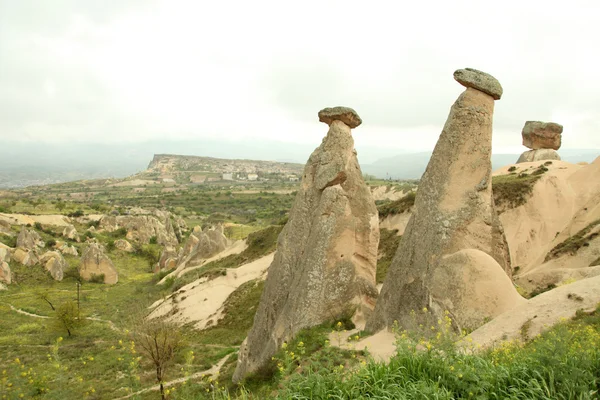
[466,274,600,349]
[494,157,600,276]
[329,328,397,363]
[0,213,72,227]
[150,253,274,329]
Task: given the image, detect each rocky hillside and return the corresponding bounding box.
[146,154,303,179]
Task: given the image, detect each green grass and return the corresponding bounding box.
[268,305,600,400]
[376,229,401,284]
[377,192,416,218]
[492,165,550,212]
[545,219,600,262]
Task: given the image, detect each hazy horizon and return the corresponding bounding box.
[2,1,600,157]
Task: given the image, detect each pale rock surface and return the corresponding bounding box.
[522,121,563,150]
[12,248,39,267]
[56,241,78,256]
[177,225,230,268]
[516,149,561,163]
[0,245,10,263]
[430,249,526,330]
[16,228,44,250]
[0,220,12,236]
[99,214,178,246]
[467,275,600,348]
[39,251,67,281]
[79,243,118,284]
[62,225,80,242]
[233,107,379,383]
[368,70,515,334]
[114,239,134,253]
[156,246,178,271]
[0,261,11,284]
[493,158,600,287]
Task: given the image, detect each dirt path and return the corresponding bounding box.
[114,353,232,399]
[4,302,121,332]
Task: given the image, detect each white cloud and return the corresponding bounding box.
[1,0,599,153]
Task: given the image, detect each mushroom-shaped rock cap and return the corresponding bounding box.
[454,68,503,100]
[318,106,362,128]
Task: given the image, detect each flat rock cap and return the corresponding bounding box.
[318,106,362,128]
[454,68,503,100]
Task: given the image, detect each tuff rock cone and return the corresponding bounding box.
[233,106,379,383]
[367,69,522,334]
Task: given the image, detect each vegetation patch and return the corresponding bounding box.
[545,219,600,262]
[492,170,543,212]
[377,191,416,218]
[376,228,401,283]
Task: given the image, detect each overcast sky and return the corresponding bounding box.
[1,0,599,157]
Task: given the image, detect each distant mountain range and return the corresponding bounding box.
[360,149,600,179]
[0,139,598,188]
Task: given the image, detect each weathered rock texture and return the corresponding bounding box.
[453,68,503,100]
[522,121,562,150]
[172,225,229,269]
[39,251,66,281]
[62,225,80,242]
[16,229,44,250]
[233,107,379,383]
[114,239,134,253]
[79,243,118,284]
[367,70,518,334]
[318,106,362,129]
[12,248,39,267]
[99,214,179,246]
[516,149,561,164]
[0,261,11,284]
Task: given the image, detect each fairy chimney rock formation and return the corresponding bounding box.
[517,121,563,163]
[233,106,379,383]
[367,69,523,335]
[79,243,118,284]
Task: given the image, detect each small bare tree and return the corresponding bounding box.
[131,317,182,400]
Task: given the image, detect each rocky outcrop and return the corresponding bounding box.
[233,106,379,383]
[516,149,561,163]
[522,121,562,150]
[62,225,80,242]
[114,239,134,253]
[0,261,10,285]
[0,220,12,236]
[16,228,44,250]
[39,251,66,281]
[517,121,563,163]
[99,213,179,246]
[175,225,229,268]
[453,68,503,100]
[12,248,39,267]
[367,69,518,334]
[79,243,118,284]
[56,241,78,256]
[155,247,178,272]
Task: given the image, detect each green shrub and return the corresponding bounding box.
[88,273,105,284]
[149,235,158,244]
[376,229,402,283]
[46,239,57,248]
[545,219,600,261]
[377,192,416,218]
